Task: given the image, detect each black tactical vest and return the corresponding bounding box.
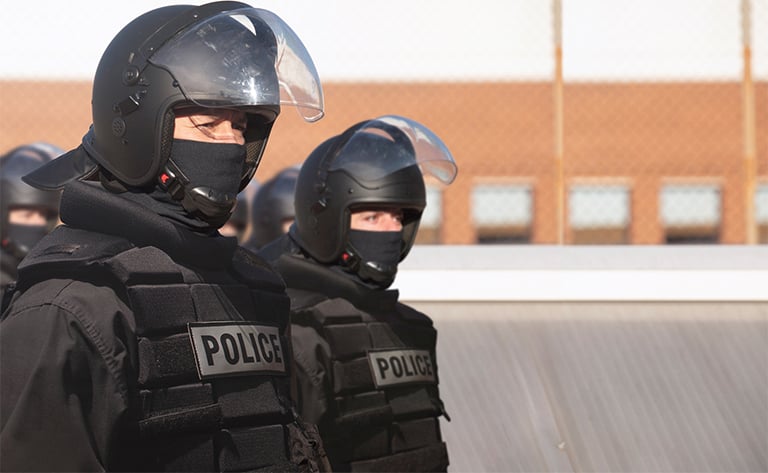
[15,226,322,472]
[282,256,450,473]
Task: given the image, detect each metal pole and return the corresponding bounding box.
[553,0,565,244]
[742,0,757,244]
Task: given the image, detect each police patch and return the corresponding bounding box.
[367,349,436,388]
[188,322,286,380]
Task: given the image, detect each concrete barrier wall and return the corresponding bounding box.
[393,247,768,472]
[396,245,768,302]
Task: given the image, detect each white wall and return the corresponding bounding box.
[396,245,768,302]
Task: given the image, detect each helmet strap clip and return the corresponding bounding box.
[158,160,187,201]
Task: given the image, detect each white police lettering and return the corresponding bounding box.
[188,322,285,379]
[367,349,436,388]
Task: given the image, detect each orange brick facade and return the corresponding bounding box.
[2,80,766,244]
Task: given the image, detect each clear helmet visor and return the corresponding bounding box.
[149,8,324,122]
[329,115,458,185]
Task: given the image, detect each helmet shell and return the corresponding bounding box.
[248,165,300,249]
[85,2,323,189]
[291,115,457,263]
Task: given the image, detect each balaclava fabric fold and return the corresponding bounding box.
[344,229,403,288]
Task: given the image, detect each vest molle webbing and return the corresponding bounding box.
[109,245,298,471]
[296,296,449,472]
[18,227,313,472]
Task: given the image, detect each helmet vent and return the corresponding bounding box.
[111,118,126,137]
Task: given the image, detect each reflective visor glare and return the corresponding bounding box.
[329,116,458,184]
[149,8,323,121]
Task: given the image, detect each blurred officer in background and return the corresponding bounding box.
[220,178,260,242]
[0,142,63,302]
[219,190,248,241]
[259,115,457,472]
[0,2,329,471]
[244,165,299,251]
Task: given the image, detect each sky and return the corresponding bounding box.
[4,0,767,82]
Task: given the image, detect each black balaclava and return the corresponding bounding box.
[342,229,404,289]
[121,139,247,233]
[170,139,247,226]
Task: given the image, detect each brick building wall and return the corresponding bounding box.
[2,80,766,244]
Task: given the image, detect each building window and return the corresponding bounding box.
[472,183,532,244]
[569,184,630,244]
[661,183,721,244]
[756,184,768,244]
[415,185,444,244]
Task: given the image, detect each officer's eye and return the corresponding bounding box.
[195,119,218,129]
[233,121,248,132]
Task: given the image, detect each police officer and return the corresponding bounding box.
[0,142,63,302]
[220,189,251,242]
[0,3,328,471]
[244,165,300,251]
[259,115,457,472]
[221,178,261,243]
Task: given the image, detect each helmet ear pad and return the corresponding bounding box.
[239,109,277,191]
[158,107,177,179]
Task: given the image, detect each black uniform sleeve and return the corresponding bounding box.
[0,279,136,472]
[290,322,332,426]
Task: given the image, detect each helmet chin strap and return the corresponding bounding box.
[158,159,236,227]
[340,244,397,287]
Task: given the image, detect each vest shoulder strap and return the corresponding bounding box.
[231,246,287,292]
[287,287,327,312]
[15,226,135,287]
[290,290,368,328]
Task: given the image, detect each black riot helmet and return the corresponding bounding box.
[291,115,457,281]
[24,2,323,225]
[1,143,63,257]
[247,165,300,249]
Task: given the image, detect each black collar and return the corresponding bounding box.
[59,180,237,270]
[267,235,400,311]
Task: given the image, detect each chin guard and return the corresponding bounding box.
[340,246,397,288]
[158,160,236,228]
